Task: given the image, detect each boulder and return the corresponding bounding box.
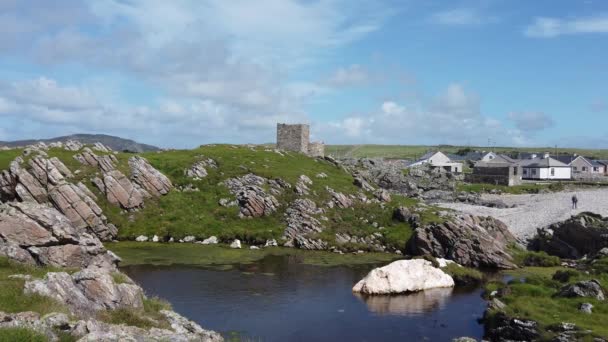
[326,187,353,208]
[0,202,118,269]
[183,236,196,243]
[484,312,540,342]
[202,236,218,245]
[230,239,242,249]
[264,239,278,247]
[579,303,593,314]
[373,189,391,203]
[64,140,84,151]
[135,235,148,242]
[557,280,605,300]
[353,175,375,192]
[129,156,173,196]
[295,175,313,196]
[530,213,608,259]
[24,267,144,316]
[185,158,217,179]
[96,170,146,210]
[352,259,455,295]
[407,214,516,269]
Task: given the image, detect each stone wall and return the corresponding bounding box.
[308,142,325,157]
[276,124,309,154]
[466,166,522,186]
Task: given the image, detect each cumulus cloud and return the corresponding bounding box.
[318,84,526,146]
[0,1,396,146]
[507,111,555,132]
[430,8,496,26]
[524,15,608,38]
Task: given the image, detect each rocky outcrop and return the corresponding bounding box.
[129,156,173,197]
[407,214,516,269]
[24,267,143,316]
[65,140,84,151]
[283,199,324,240]
[0,310,223,342]
[295,175,313,196]
[326,186,353,208]
[484,312,540,342]
[352,259,455,295]
[0,202,118,269]
[185,158,218,179]
[93,170,145,210]
[236,186,279,218]
[530,213,608,259]
[223,174,282,218]
[557,280,605,300]
[74,147,118,173]
[0,155,116,240]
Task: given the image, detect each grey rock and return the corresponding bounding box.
[129,156,173,196]
[202,236,218,245]
[579,303,594,314]
[558,280,605,300]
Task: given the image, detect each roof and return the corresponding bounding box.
[448,151,484,161]
[474,154,517,167]
[591,160,604,167]
[518,157,570,168]
[419,151,439,161]
[553,155,578,165]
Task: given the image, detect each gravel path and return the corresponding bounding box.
[438,188,608,240]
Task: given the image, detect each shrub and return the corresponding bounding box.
[552,270,580,283]
[520,251,561,267]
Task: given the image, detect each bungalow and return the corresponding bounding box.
[554,155,605,178]
[518,157,571,180]
[408,151,463,173]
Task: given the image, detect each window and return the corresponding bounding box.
[583,166,588,171]
[532,169,537,176]
[594,167,599,172]
[523,169,528,175]
[551,168,555,176]
[514,167,518,175]
[573,166,578,171]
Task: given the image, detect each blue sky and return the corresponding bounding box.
[0,0,606,148]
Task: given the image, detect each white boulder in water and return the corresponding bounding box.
[352,259,455,295]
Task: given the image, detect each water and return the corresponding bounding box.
[123,255,487,341]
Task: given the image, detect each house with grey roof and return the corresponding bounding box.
[518,156,571,180]
[553,155,605,179]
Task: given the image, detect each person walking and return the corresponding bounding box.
[572,194,578,209]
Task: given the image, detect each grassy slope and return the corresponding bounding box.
[0,145,426,250]
[327,145,608,160]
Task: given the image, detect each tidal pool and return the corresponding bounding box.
[122,254,487,341]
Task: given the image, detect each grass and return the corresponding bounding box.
[97,297,172,330]
[105,242,401,268]
[0,328,47,342]
[489,256,608,339]
[0,148,23,170]
[443,263,484,285]
[0,257,70,316]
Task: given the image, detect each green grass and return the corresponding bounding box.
[106,242,400,268]
[0,327,47,342]
[491,262,608,339]
[98,297,172,330]
[0,257,70,316]
[0,148,23,170]
[443,263,484,285]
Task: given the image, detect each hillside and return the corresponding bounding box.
[0,144,449,253]
[0,134,160,153]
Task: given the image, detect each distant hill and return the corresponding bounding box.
[0,134,160,153]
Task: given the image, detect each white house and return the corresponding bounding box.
[408,151,463,173]
[518,157,571,180]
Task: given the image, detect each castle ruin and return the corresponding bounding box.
[276,123,324,157]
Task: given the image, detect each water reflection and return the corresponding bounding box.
[354,287,454,316]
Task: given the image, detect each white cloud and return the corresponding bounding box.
[524,15,608,38]
[326,64,372,87]
[507,111,555,132]
[318,83,526,146]
[430,8,495,26]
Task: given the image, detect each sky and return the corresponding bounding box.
[0,0,607,149]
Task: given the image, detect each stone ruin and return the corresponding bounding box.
[276,123,324,157]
